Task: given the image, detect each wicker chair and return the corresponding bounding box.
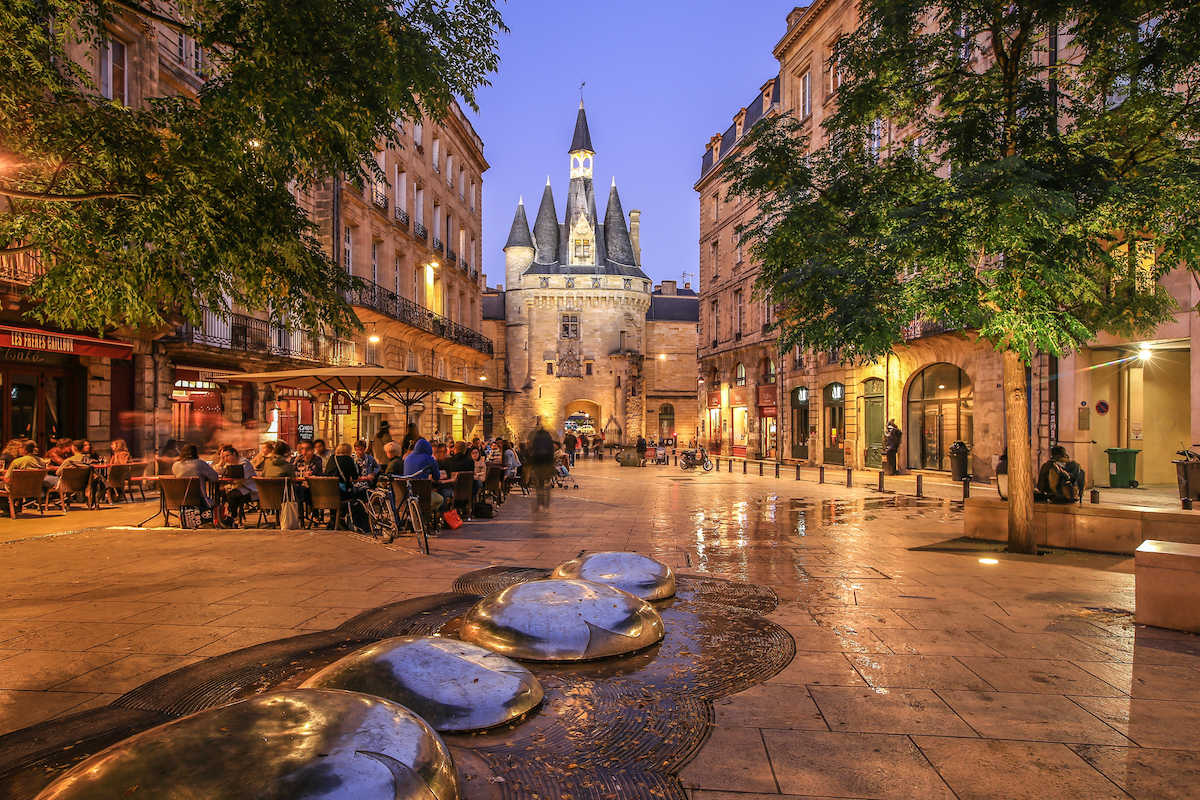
[127,462,149,500]
[452,471,474,520]
[483,466,505,506]
[306,477,343,530]
[254,477,289,528]
[46,467,93,513]
[157,477,209,527]
[391,476,437,535]
[106,464,133,503]
[1,469,48,517]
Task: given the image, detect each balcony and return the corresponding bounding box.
[345,282,494,356]
[902,318,961,340]
[413,222,428,241]
[169,307,358,365]
[432,238,444,253]
[371,187,388,212]
[446,248,457,264]
[470,267,479,281]
[395,207,409,227]
[0,252,43,287]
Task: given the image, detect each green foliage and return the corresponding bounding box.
[0,0,504,337]
[726,0,1200,365]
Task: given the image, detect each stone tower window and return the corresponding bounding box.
[546,361,555,375]
[574,239,591,260]
[560,314,579,339]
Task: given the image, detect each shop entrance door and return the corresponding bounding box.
[823,383,846,465]
[863,378,884,469]
[2,368,72,448]
[790,387,810,459]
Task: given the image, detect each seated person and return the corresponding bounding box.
[4,440,57,492]
[432,442,456,504]
[382,441,406,476]
[172,443,221,510]
[46,437,73,468]
[251,440,275,473]
[215,444,258,524]
[352,439,381,488]
[1036,445,1085,503]
[329,443,369,530]
[294,440,324,478]
[401,439,444,513]
[261,441,307,514]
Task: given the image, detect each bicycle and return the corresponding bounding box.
[369,476,429,554]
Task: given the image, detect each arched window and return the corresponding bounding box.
[907,363,974,470]
[763,358,776,384]
[657,403,675,442]
[735,363,746,386]
[406,350,416,372]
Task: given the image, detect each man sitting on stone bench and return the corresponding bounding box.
[1036,445,1085,504]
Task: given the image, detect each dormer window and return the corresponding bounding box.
[574,239,591,260]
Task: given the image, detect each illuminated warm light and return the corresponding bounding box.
[978,558,999,565]
[1139,344,1153,360]
[659,354,666,360]
[368,333,381,343]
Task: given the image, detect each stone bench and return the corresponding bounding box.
[963,496,1200,555]
[1135,540,1200,634]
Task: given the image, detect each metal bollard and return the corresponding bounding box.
[759,461,764,476]
[743,460,748,475]
[775,463,780,479]
[846,468,853,488]
[878,471,885,492]
[962,478,970,500]
[795,464,801,480]
[728,458,733,473]
[1090,489,1100,504]
[819,465,825,484]
[916,474,923,498]
[674,454,678,466]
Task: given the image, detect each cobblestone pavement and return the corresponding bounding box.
[1,457,1198,799]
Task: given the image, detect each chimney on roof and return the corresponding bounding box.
[661,280,677,295]
[629,209,642,265]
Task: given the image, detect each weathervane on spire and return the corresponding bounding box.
[580,81,586,103]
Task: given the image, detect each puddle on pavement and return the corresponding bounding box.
[671,494,960,603]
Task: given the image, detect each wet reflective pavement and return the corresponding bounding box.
[0,458,1198,799]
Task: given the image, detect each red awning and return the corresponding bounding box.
[0,326,133,359]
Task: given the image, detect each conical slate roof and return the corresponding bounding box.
[603,180,636,268]
[532,180,560,265]
[569,101,594,154]
[503,199,534,250]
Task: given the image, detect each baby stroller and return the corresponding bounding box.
[651,445,669,466]
[552,453,579,489]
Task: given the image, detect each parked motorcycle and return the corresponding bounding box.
[679,447,714,472]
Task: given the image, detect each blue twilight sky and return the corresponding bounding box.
[468,0,797,290]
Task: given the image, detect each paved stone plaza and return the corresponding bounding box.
[1,459,1198,799]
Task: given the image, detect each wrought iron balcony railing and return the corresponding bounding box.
[0,252,43,286]
[371,187,388,211]
[901,318,961,340]
[169,307,358,365]
[395,207,409,227]
[446,248,457,264]
[345,281,494,356]
[432,238,444,253]
[413,222,428,240]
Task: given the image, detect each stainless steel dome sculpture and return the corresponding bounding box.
[34,690,460,800]
[460,579,666,661]
[551,551,677,600]
[301,636,544,732]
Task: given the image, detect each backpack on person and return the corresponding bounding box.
[1048,460,1080,502]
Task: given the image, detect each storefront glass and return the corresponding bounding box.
[906,363,974,470]
[790,386,810,460]
[823,382,846,465]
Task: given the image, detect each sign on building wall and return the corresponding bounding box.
[331,391,352,416]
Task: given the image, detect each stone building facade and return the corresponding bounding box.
[482,104,697,446]
[697,3,1200,488]
[0,9,491,459]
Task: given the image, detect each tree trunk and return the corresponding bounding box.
[1003,349,1037,555]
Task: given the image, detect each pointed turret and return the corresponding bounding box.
[569,101,594,154]
[604,179,637,268]
[503,198,534,251]
[532,179,560,265]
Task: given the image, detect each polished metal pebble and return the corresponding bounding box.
[551,551,677,600]
[34,689,459,800]
[301,636,543,732]
[460,578,666,661]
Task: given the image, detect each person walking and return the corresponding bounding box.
[884,419,902,475]
[529,429,555,511]
[636,434,648,466]
[563,431,577,467]
[594,432,605,460]
[581,435,590,460]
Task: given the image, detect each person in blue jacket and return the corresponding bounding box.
[402,438,444,512]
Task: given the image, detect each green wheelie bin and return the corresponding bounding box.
[1105,447,1140,489]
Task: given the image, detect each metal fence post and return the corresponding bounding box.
[759,461,764,476]
[878,471,885,492]
[795,464,801,480]
[819,465,825,484]
[775,463,780,479]
[742,460,747,474]
[728,458,733,473]
[846,468,853,488]
[916,474,923,498]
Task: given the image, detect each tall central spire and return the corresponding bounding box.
[569,101,594,155]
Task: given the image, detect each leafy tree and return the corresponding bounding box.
[727,0,1200,553]
[0,0,504,337]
